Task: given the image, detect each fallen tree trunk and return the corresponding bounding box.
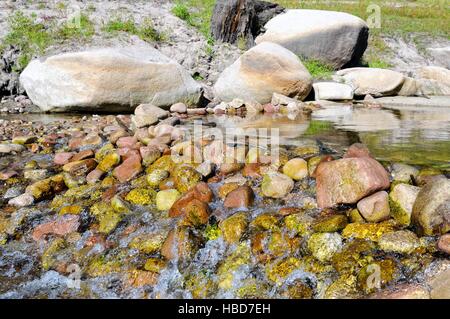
[210,0,284,47]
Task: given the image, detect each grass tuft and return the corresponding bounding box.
[303,59,334,79]
[103,16,164,42]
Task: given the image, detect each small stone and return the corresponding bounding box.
[97,152,121,172]
[140,146,161,166]
[390,163,419,183]
[32,215,80,241]
[261,172,294,198]
[62,159,97,176]
[0,170,18,180]
[357,191,390,223]
[224,185,254,209]
[196,161,214,177]
[147,169,169,188]
[12,135,36,145]
[182,199,210,227]
[312,214,348,233]
[344,143,372,158]
[389,183,420,226]
[86,169,105,184]
[0,143,25,154]
[125,188,156,206]
[23,169,47,181]
[170,102,187,113]
[156,189,181,211]
[70,149,94,162]
[113,154,142,183]
[116,136,140,149]
[54,152,74,165]
[378,230,420,254]
[282,158,308,181]
[8,193,34,207]
[308,232,343,262]
[437,234,450,255]
[173,164,202,193]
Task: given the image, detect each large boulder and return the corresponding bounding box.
[335,68,405,97]
[255,9,369,69]
[20,46,202,112]
[315,157,390,208]
[213,41,312,104]
[412,178,450,236]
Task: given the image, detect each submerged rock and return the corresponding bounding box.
[378,230,420,254]
[261,171,294,198]
[307,232,343,262]
[389,184,420,226]
[357,191,390,223]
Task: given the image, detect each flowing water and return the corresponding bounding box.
[0,102,449,299]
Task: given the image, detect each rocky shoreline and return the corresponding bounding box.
[0,0,449,299]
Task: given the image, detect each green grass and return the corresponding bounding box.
[102,16,164,42]
[174,0,216,42]
[303,59,334,79]
[1,11,54,72]
[172,2,193,25]
[57,14,95,40]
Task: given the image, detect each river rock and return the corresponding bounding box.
[0,143,25,154]
[344,143,372,159]
[131,104,169,128]
[370,283,430,299]
[315,157,390,208]
[213,42,312,104]
[261,171,294,198]
[412,178,450,235]
[307,232,343,262]
[224,185,254,208]
[389,183,420,226]
[156,189,181,211]
[282,158,308,181]
[437,234,450,255]
[336,68,405,97]
[219,212,248,244]
[313,82,354,101]
[390,163,419,183]
[418,66,450,87]
[32,215,80,241]
[20,46,202,112]
[255,9,368,69]
[357,191,390,223]
[113,154,143,183]
[170,102,187,113]
[8,193,34,207]
[378,230,420,254]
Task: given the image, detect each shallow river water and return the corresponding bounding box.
[0,102,449,299]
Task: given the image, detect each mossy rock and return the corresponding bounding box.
[266,257,301,284]
[236,279,270,299]
[204,223,222,241]
[250,213,279,231]
[129,233,166,254]
[342,221,396,242]
[146,155,176,173]
[42,238,66,271]
[98,210,122,234]
[111,195,130,214]
[324,274,358,299]
[173,164,202,193]
[95,143,115,161]
[125,188,156,206]
[284,213,314,237]
[185,272,217,299]
[59,205,83,215]
[219,212,248,244]
[283,280,314,299]
[217,243,251,290]
[331,239,376,275]
[357,259,398,294]
[312,214,348,233]
[97,152,120,172]
[86,255,123,277]
[308,232,343,263]
[144,258,167,273]
[147,169,170,188]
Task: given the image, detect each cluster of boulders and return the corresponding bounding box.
[12,8,448,114]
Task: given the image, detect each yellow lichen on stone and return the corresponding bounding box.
[342,221,395,242]
[125,188,156,206]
